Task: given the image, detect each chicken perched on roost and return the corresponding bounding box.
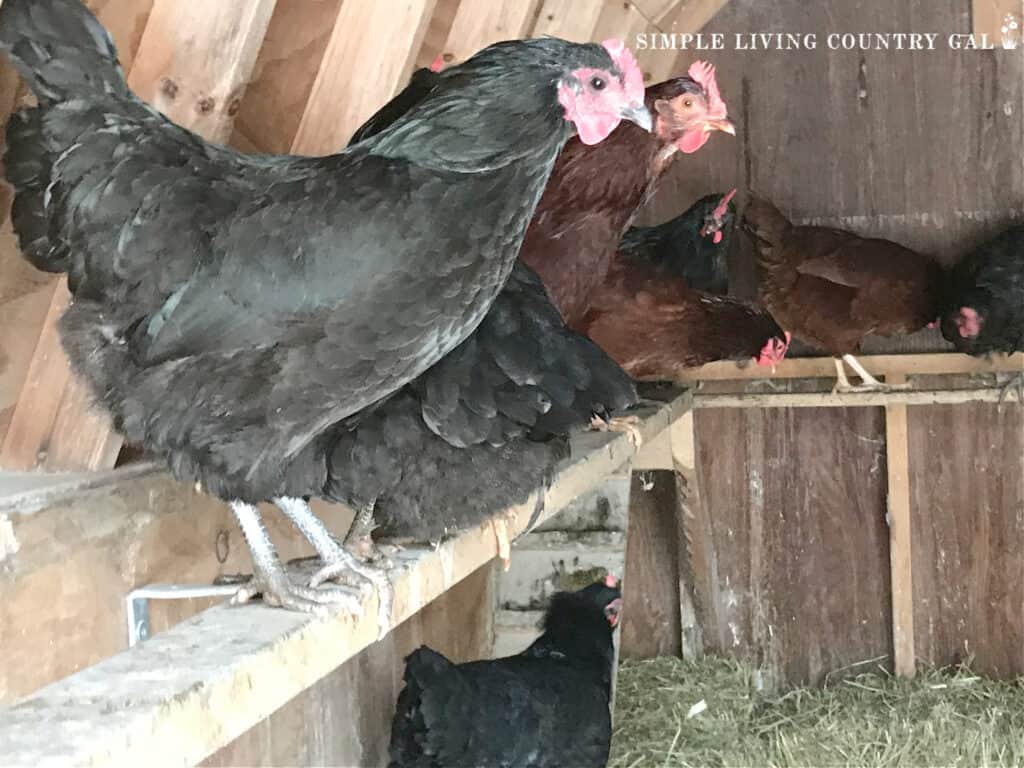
[0,0,651,620]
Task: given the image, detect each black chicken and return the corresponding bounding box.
[940,225,1024,400]
[0,0,651,618]
[617,189,737,295]
[388,576,622,767]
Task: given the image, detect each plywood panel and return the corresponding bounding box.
[908,400,1024,676]
[691,405,893,688]
[204,563,496,768]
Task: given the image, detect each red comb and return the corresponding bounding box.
[688,60,727,117]
[713,188,737,219]
[601,38,645,103]
[604,573,619,588]
[429,54,446,73]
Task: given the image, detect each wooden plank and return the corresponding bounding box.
[973,0,1023,46]
[531,0,604,41]
[620,469,683,658]
[678,352,1024,382]
[884,373,915,678]
[692,406,892,688]
[440,0,544,63]
[657,0,733,33]
[290,0,438,155]
[230,0,345,154]
[204,563,496,767]
[0,392,689,765]
[908,397,1024,678]
[693,386,1022,409]
[416,0,461,68]
[0,0,278,472]
[127,1,278,144]
[671,410,706,661]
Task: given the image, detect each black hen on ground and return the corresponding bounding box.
[388,577,622,768]
[0,0,649,617]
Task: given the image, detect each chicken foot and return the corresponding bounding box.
[833,355,909,394]
[590,414,644,448]
[228,501,364,617]
[276,497,393,636]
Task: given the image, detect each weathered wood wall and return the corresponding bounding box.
[635,0,1024,685]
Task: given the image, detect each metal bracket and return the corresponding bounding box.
[125,584,239,647]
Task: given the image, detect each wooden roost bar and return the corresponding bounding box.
[0,0,1022,764]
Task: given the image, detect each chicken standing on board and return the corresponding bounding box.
[745,196,944,392]
[520,61,736,326]
[940,225,1024,401]
[579,191,790,379]
[0,0,651,617]
[388,576,622,768]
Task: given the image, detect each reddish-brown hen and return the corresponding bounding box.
[579,192,790,379]
[745,195,944,392]
[519,61,735,326]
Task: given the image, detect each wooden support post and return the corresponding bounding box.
[0,0,278,472]
[885,372,915,678]
[670,410,706,661]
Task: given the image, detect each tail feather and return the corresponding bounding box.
[0,0,125,101]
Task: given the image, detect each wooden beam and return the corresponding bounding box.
[656,0,733,35]
[0,392,690,766]
[127,2,278,144]
[693,387,1022,409]
[291,0,438,154]
[885,373,915,678]
[440,0,544,63]
[973,0,1023,47]
[531,0,604,41]
[677,352,1024,382]
[0,1,278,472]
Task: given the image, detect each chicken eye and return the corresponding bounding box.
[589,76,606,91]
[683,98,694,108]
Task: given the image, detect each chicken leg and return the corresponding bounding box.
[228,501,364,617]
[832,354,906,394]
[275,497,393,636]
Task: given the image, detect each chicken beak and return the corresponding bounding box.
[703,117,736,135]
[620,101,653,132]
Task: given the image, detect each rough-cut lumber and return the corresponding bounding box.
[0,391,690,766]
[678,352,1024,382]
[885,373,915,677]
[291,0,438,154]
[671,410,706,661]
[0,0,278,472]
[440,0,543,63]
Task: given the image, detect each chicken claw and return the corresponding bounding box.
[590,414,644,448]
[227,565,365,618]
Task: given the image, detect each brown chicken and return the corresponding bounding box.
[519,61,735,326]
[580,192,790,379]
[744,196,945,392]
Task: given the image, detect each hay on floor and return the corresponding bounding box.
[612,656,1024,768]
